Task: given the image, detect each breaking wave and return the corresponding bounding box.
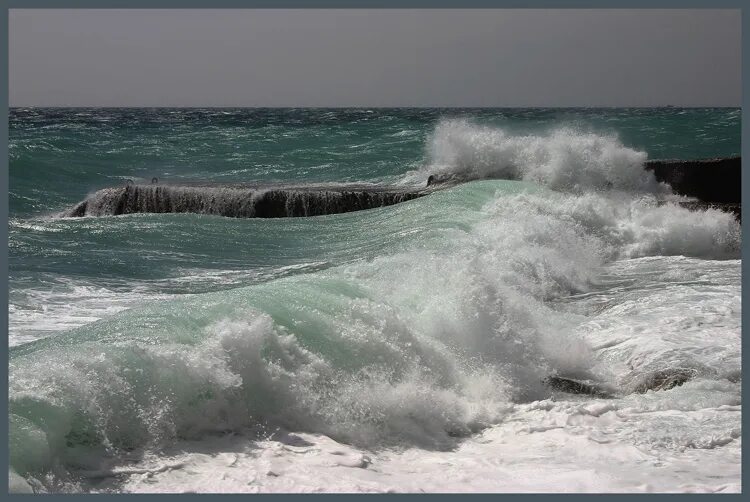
[9,119,741,491]
[412,119,666,192]
[10,176,740,489]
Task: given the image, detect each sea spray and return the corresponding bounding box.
[8,109,742,492]
[9,179,741,488]
[414,119,665,192]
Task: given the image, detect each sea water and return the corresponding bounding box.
[8,108,741,493]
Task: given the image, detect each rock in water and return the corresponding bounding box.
[542,376,615,398]
[625,368,697,394]
[545,368,699,398]
[644,156,741,204]
[61,184,428,219]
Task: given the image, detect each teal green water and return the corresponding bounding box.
[7,108,742,490]
[9,108,741,318]
[9,108,740,218]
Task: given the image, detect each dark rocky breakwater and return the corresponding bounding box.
[428,156,741,220]
[645,156,741,220]
[64,183,430,218]
[63,157,740,219]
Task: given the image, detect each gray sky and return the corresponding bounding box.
[9,9,741,107]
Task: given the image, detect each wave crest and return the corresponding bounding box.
[418,120,664,193]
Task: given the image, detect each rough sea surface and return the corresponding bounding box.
[8,108,741,493]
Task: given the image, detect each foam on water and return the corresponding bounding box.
[8,116,742,492]
[98,258,740,494]
[101,385,740,493]
[9,176,741,491]
[409,119,666,192]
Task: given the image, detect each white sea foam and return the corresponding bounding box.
[408,119,665,193]
[105,396,740,493]
[9,121,741,493]
[74,254,737,494]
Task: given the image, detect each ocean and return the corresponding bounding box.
[8,108,742,493]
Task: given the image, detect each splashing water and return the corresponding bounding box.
[8,109,741,493]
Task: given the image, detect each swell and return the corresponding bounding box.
[60,121,741,220]
[9,180,741,491]
[10,116,743,491]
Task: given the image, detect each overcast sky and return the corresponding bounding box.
[9,9,741,107]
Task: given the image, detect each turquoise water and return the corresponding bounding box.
[10,108,740,218]
[8,108,741,306]
[7,108,742,492]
